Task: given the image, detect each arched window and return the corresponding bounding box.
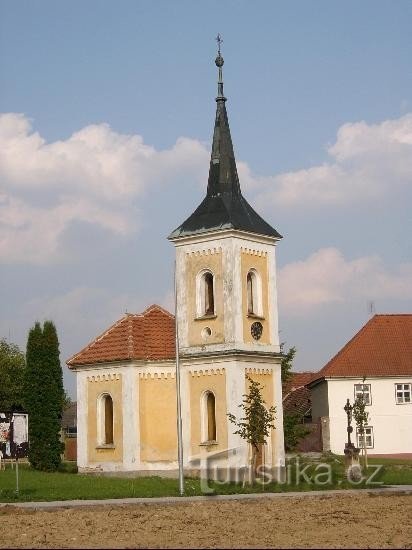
[246,269,262,316]
[196,270,215,317]
[98,394,114,445]
[201,391,217,442]
[204,272,214,315]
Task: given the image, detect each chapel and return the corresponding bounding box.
[67,41,285,479]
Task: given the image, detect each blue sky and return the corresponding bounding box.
[1,1,412,398]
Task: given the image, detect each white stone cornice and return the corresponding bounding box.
[189,367,225,377]
[87,373,121,382]
[170,229,280,247]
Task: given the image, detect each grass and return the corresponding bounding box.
[0,455,410,503]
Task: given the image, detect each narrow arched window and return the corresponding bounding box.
[246,269,262,316]
[104,395,114,444]
[99,394,114,445]
[206,391,217,442]
[247,272,254,314]
[204,272,214,315]
[197,270,215,317]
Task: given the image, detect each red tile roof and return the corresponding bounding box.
[283,372,316,417]
[283,372,317,394]
[67,305,175,367]
[311,314,412,383]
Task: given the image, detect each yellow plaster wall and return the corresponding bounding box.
[246,371,277,454]
[186,250,225,346]
[189,371,228,455]
[87,376,123,463]
[241,251,270,344]
[246,372,274,406]
[139,375,177,462]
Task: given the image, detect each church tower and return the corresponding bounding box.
[169,38,285,477]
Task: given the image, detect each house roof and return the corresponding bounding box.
[67,305,175,367]
[168,48,281,241]
[283,372,316,417]
[310,314,412,384]
[62,402,77,427]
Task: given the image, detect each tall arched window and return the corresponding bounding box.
[98,394,114,445]
[204,272,214,315]
[246,269,262,316]
[196,270,215,317]
[201,391,217,442]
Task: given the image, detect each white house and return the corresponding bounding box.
[309,314,412,456]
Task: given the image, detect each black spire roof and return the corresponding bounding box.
[168,38,281,241]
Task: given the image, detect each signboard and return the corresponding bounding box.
[0,412,29,459]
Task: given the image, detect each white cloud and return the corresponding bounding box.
[254,113,412,206]
[279,247,412,315]
[0,113,209,264]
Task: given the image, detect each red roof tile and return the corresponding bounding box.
[312,314,412,382]
[283,372,317,394]
[67,305,175,367]
[283,372,316,416]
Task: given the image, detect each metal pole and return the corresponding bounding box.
[15,458,19,495]
[174,260,185,495]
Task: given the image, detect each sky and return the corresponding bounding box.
[1,1,411,399]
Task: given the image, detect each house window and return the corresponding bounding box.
[196,270,215,317]
[395,383,411,404]
[201,391,217,443]
[356,426,374,449]
[246,269,262,316]
[98,394,114,445]
[354,384,371,405]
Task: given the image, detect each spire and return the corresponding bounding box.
[207,34,241,198]
[168,38,281,241]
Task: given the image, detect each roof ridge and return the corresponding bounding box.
[373,313,412,317]
[142,304,175,319]
[315,317,374,378]
[66,314,129,365]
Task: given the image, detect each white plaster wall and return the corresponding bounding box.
[122,367,139,469]
[225,361,249,467]
[272,363,285,468]
[76,370,88,468]
[327,377,412,454]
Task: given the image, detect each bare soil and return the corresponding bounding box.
[1,493,411,548]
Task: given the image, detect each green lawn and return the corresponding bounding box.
[0,455,410,503]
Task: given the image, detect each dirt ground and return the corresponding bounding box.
[1,493,411,549]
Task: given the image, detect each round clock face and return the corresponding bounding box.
[251,321,263,340]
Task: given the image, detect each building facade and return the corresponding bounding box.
[309,314,412,455]
[68,45,285,477]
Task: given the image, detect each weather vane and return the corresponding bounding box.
[216,33,223,55]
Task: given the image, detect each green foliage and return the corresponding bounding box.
[281,346,296,385]
[228,375,276,452]
[24,321,65,472]
[352,395,369,434]
[63,391,72,411]
[283,414,311,451]
[280,346,309,451]
[0,339,26,411]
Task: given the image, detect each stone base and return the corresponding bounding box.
[344,443,361,481]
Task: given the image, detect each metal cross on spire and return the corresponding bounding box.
[215,34,225,100]
[216,33,223,55]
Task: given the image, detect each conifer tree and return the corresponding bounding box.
[25,321,64,471]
